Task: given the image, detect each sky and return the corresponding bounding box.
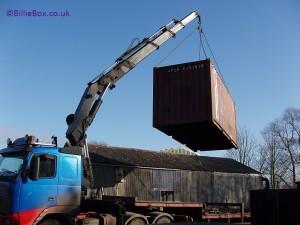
[0,0,299,157]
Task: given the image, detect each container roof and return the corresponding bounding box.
[88,145,260,174]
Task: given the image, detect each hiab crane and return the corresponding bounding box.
[65,10,199,194]
[0,12,205,225]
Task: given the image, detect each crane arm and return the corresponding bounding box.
[66,11,200,147]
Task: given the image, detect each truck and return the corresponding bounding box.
[0,12,255,225]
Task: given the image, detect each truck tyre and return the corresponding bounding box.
[148,212,173,224]
[126,218,147,225]
[125,212,148,225]
[154,216,172,224]
[38,218,63,225]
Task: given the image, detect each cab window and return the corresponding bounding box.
[30,154,56,179]
[39,154,56,178]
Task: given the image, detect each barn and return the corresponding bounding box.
[89,145,262,209]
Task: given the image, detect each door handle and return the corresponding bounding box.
[48,197,55,201]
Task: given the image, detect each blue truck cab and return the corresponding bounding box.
[0,135,82,225]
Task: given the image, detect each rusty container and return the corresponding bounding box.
[153,59,237,151]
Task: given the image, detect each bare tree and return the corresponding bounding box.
[272,108,300,187]
[257,108,300,188]
[259,122,289,188]
[226,126,256,167]
[254,143,267,174]
[283,108,300,148]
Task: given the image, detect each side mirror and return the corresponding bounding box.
[29,155,40,180]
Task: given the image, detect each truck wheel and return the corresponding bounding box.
[38,218,63,225]
[125,212,148,225]
[154,216,172,224]
[149,212,173,224]
[126,218,147,225]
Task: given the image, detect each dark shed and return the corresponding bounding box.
[89,145,262,209]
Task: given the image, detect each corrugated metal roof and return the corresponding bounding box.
[88,145,260,174]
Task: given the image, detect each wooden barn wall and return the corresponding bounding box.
[92,164,262,209]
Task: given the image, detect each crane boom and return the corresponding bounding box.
[66,11,200,147]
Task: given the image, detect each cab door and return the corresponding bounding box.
[57,154,81,207]
[19,153,58,220]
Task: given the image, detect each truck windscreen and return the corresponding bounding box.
[0,153,25,178]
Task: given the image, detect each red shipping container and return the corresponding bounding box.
[153,59,237,151]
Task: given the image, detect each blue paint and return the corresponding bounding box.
[0,145,82,219]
